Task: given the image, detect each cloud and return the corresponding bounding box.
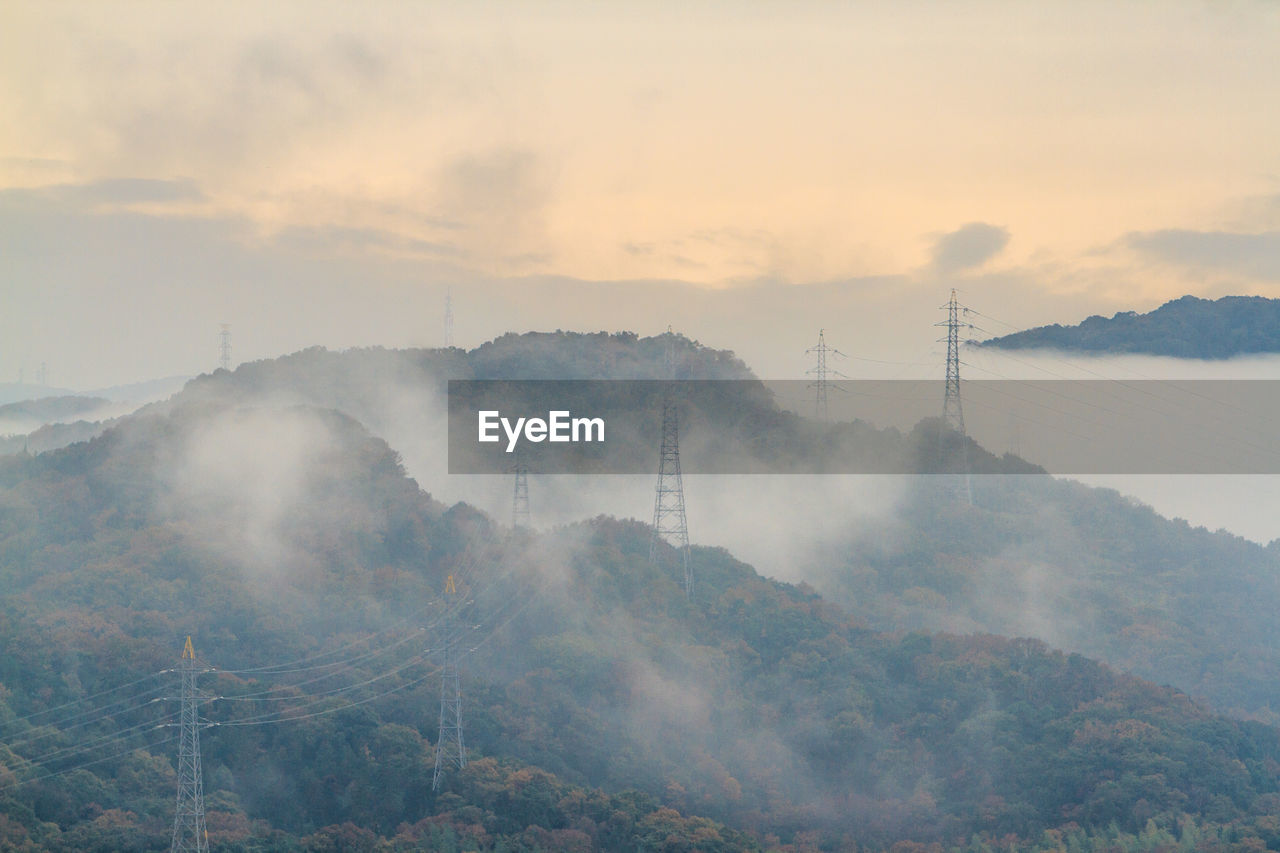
[435,149,555,270]
[65,178,205,206]
[1126,229,1280,282]
[272,224,462,260]
[0,156,70,172]
[0,178,205,209]
[930,222,1010,274]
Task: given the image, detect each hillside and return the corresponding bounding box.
[979,294,1280,358]
[141,335,1280,723]
[4,379,1280,848]
[809,476,1280,722]
[14,334,1278,722]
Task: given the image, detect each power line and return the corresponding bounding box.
[1,688,165,754]
[432,574,467,791]
[511,456,531,529]
[443,288,455,348]
[935,289,973,504]
[0,732,178,795]
[0,672,163,735]
[805,329,848,422]
[170,636,209,853]
[651,328,692,600]
[218,324,232,373]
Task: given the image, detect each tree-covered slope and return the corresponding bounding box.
[809,475,1280,724]
[154,336,1280,723]
[978,294,1280,358]
[4,393,1280,849]
[21,334,1280,722]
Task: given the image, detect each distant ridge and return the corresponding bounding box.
[0,374,189,405]
[979,294,1280,358]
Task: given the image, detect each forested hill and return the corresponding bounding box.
[20,333,1280,722]
[12,334,1280,720]
[6,359,1280,848]
[978,294,1280,357]
[0,331,759,460]
[153,336,1280,723]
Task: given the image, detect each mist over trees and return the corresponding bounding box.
[3,332,1280,849]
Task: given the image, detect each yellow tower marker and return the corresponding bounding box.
[182,635,195,660]
[445,574,457,595]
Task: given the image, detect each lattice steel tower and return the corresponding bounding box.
[511,458,530,529]
[432,574,467,790]
[935,289,973,504]
[443,288,455,348]
[218,324,232,372]
[650,329,692,599]
[805,329,847,421]
[170,636,208,853]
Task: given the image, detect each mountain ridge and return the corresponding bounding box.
[4,339,1280,848]
[978,294,1280,358]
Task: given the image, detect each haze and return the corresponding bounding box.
[3,1,1280,387]
[3,1,1280,542]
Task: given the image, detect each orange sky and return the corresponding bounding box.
[3,2,1278,288]
[2,2,1280,385]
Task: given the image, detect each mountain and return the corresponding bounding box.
[4,336,1280,849]
[0,383,79,406]
[809,476,1280,723]
[978,294,1280,358]
[150,335,1280,722]
[0,376,187,408]
[81,375,191,404]
[0,396,111,436]
[0,375,190,459]
[3,392,1280,850]
[15,335,1280,720]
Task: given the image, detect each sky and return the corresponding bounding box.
[2,1,1280,388]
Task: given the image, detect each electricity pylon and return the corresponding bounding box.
[511,458,530,529]
[805,329,847,421]
[935,289,973,504]
[443,288,455,348]
[432,574,466,791]
[650,328,692,599]
[170,636,209,853]
[218,325,232,372]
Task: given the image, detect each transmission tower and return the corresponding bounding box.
[443,288,455,348]
[218,324,232,372]
[170,636,209,853]
[511,458,530,529]
[805,329,847,421]
[36,362,47,386]
[935,289,973,504]
[650,329,692,599]
[432,574,467,790]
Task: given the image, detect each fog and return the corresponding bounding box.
[8,334,1280,846]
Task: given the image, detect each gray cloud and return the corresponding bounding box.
[930,222,1010,274]
[435,149,554,270]
[3,178,204,208]
[272,224,461,259]
[438,149,548,222]
[1127,228,1280,281]
[0,156,69,171]
[68,178,205,205]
